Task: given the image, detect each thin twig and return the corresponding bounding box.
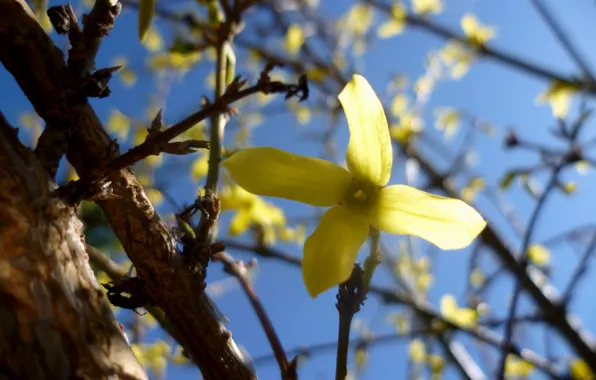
[530,0,596,83]
[213,252,293,379]
[562,232,596,303]
[496,164,563,379]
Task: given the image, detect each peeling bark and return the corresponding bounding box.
[0,116,147,379]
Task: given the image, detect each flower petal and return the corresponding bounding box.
[339,74,392,187]
[369,185,486,250]
[222,147,351,207]
[303,206,369,297]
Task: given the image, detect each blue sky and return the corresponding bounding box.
[4,0,596,379]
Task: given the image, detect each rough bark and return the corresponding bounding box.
[0,114,147,380]
[0,1,256,379]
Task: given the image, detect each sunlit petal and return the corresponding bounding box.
[368,185,486,250]
[339,75,392,187]
[303,206,369,297]
[222,147,351,207]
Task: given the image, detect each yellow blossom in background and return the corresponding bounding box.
[145,188,163,206]
[412,0,443,15]
[147,52,201,75]
[505,355,534,378]
[388,313,409,334]
[220,185,286,241]
[132,340,170,376]
[66,165,80,182]
[306,66,327,83]
[288,104,311,125]
[377,3,407,38]
[409,339,426,363]
[205,71,216,89]
[570,359,595,380]
[355,347,368,368]
[191,154,210,181]
[535,80,580,119]
[223,75,486,297]
[414,75,434,98]
[352,38,367,56]
[527,244,550,266]
[461,177,486,202]
[575,160,591,175]
[440,294,478,328]
[146,154,163,167]
[112,56,138,87]
[461,14,495,48]
[435,108,460,139]
[143,28,164,52]
[344,4,373,35]
[390,113,423,144]
[428,354,445,379]
[18,111,43,146]
[107,109,131,140]
[439,41,475,79]
[391,94,409,116]
[470,267,485,288]
[284,24,304,55]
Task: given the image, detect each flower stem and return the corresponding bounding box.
[363,227,381,291]
[204,41,229,192]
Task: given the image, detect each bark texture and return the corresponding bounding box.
[0,116,147,380]
[0,1,255,378]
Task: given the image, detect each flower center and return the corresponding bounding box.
[340,178,379,214]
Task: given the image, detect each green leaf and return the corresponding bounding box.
[138,0,156,42]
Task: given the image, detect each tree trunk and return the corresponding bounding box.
[0,115,147,379]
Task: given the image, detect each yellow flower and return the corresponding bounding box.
[461,14,495,48]
[505,355,534,378]
[284,24,304,55]
[220,185,286,240]
[377,3,407,38]
[527,244,550,266]
[536,80,580,119]
[570,358,595,380]
[412,0,443,15]
[409,339,426,363]
[440,294,478,328]
[223,75,486,297]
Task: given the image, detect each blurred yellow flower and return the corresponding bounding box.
[440,294,478,328]
[461,14,495,48]
[377,3,407,38]
[536,80,580,119]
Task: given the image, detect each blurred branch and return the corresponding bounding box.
[562,232,596,303]
[437,338,486,380]
[224,240,562,377]
[530,0,596,83]
[213,252,294,379]
[496,164,563,378]
[369,0,596,94]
